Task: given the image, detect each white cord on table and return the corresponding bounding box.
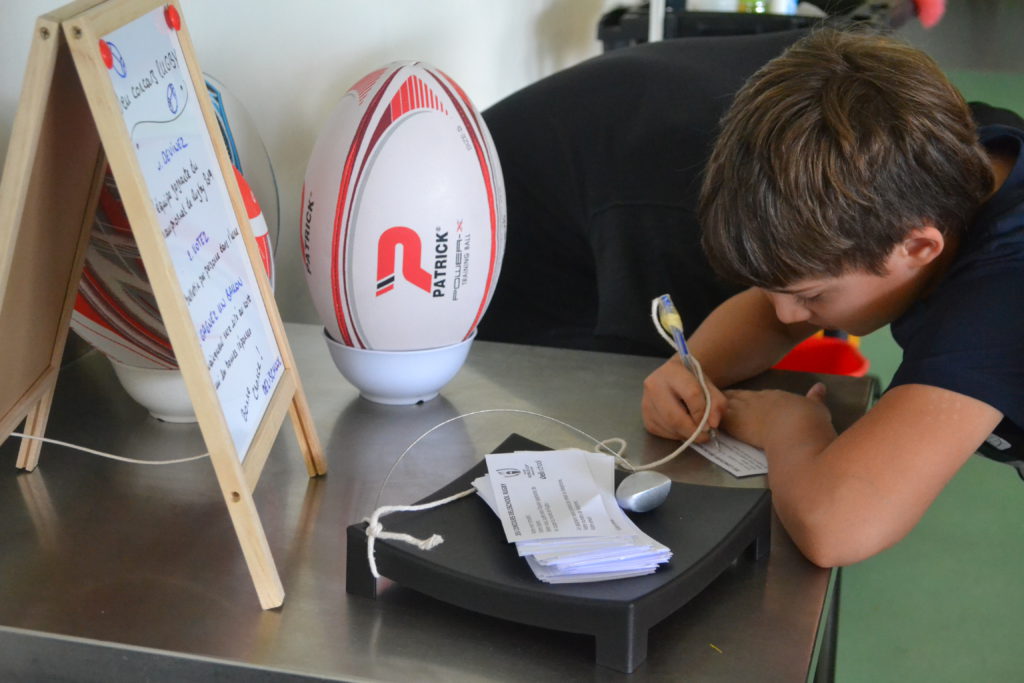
[9,432,209,465]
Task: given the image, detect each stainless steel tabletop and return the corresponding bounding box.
[0,323,873,681]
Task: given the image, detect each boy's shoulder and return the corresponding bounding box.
[890,121,1024,434]
[971,102,1024,131]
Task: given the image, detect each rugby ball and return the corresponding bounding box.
[301,60,506,351]
[205,74,280,260]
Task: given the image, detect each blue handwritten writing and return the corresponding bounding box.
[109,42,126,78]
[185,230,208,262]
[166,83,179,114]
[157,136,188,172]
[225,279,243,301]
[262,358,283,396]
[198,305,220,342]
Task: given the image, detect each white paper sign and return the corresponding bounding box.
[102,7,281,459]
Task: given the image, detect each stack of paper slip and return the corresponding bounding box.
[472,448,672,584]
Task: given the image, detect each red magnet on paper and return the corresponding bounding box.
[164,5,181,30]
[99,40,113,69]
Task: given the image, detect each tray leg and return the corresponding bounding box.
[595,618,649,673]
[745,503,773,562]
[746,520,772,561]
[346,523,379,598]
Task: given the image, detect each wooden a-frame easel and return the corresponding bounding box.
[0,0,327,610]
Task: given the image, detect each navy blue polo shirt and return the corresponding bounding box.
[890,124,1024,468]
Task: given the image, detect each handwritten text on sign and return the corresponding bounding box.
[103,7,281,459]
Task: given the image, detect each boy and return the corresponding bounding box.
[641,28,1024,567]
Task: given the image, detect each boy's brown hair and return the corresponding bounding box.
[699,28,994,289]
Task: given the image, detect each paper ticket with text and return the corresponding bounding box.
[691,433,768,477]
[483,449,618,542]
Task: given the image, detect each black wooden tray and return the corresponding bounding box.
[346,434,771,673]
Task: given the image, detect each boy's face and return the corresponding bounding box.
[762,248,931,337]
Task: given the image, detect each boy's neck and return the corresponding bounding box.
[918,150,1016,299]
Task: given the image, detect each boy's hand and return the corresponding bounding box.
[641,356,727,441]
[721,383,832,448]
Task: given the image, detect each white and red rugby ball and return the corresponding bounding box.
[301,60,506,351]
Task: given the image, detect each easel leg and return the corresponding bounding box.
[289,390,327,477]
[16,387,55,471]
[223,485,285,610]
[16,469,59,553]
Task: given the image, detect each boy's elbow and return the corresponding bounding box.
[793,533,861,569]
[781,501,906,568]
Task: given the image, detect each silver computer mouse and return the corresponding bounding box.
[615,471,672,513]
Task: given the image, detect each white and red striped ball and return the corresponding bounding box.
[301,61,506,351]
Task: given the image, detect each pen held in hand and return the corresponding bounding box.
[656,294,709,433]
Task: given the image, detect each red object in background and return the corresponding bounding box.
[914,0,946,28]
[773,336,870,377]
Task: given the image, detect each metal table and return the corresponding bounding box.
[0,323,875,681]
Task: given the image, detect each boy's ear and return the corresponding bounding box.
[900,226,946,266]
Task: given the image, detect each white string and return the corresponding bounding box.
[363,487,477,578]
[371,408,628,511]
[8,432,209,465]
[650,296,678,348]
[636,296,714,471]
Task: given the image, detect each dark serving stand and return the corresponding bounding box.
[346,434,771,673]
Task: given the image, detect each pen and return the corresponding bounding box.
[656,294,719,446]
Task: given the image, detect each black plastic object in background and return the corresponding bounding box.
[598,4,819,52]
[597,1,905,52]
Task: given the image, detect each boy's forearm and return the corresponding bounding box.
[688,288,817,387]
[757,385,1003,568]
[764,421,921,569]
[759,416,848,566]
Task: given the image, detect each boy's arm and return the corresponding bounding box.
[687,287,818,386]
[723,382,1004,567]
[642,287,818,439]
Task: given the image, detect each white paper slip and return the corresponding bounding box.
[474,449,673,584]
[484,449,617,542]
[691,432,768,478]
[525,556,657,583]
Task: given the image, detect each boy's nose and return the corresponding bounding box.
[772,295,812,324]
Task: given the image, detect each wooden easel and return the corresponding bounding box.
[0,0,326,610]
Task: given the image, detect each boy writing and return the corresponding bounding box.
[641,28,1024,567]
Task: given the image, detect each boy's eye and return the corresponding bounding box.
[796,292,823,305]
